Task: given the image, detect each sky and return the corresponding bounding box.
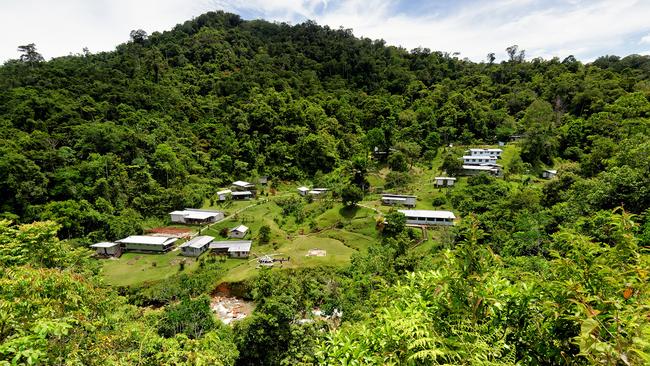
[2,0,650,63]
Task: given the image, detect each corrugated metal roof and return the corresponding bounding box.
[434,177,457,180]
[117,236,178,245]
[398,210,456,220]
[90,242,119,248]
[382,194,417,198]
[209,240,252,252]
[229,225,249,233]
[180,236,214,249]
[232,180,253,187]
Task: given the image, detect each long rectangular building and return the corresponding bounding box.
[398,210,456,226]
[169,209,224,224]
[209,240,252,258]
[381,194,417,207]
[116,235,178,253]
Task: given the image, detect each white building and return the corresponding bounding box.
[231,191,253,200]
[308,188,328,196]
[381,194,416,207]
[398,210,456,226]
[232,180,255,191]
[90,242,121,257]
[462,155,498,165]
[210,240,252,258]
[542,169,557,179]
[434,177,456,187]
[116,236,178,253]
[169,209,224,224]
[217,190,232,201]
[297,186,310,196]
[229,225,249,239]
[461,165,501,176]
[179,235,214,257]
[467,148,503,157]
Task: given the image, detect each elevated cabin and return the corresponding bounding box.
[170,209,224,224]
[232,191,253,200]
[542,169,557,179]
[116,235,177,253]
[231,180,255,191]
[217,190,232,201]
[381,194,416,208]
[90,242,121,257]
[297,186,310,196]
[467,148,502,158]
[461,165,501,177]
[179,235,214,257]
[398,210,456,226]
[229,225,249,239]
[259,176,268,185]
[462,155,498,165]
[209,240,252,258]
[434,177,456,187]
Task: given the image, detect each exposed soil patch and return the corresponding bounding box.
[211,296,254,325]
[147,227,194,238]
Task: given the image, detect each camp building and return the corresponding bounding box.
[231,191,254,200]
[462,155,498,165]
[398,210,456,226]
[297,186,310,196]
[381,194,417,207]
[229,225,249,238]
[179,235,214,257]
[90,242,122,257]
[542,169,557,179]
[169,209,224,224]
[209,240,252,258]
[461,165,501,176]
[217,190,232,201]
[116,235,178,253]
[232,180,255,191]
[467,148,503,157]
[434,177,456,187]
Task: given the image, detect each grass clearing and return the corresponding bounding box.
[101,250,199,286]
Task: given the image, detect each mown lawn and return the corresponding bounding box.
[100,249,200,286]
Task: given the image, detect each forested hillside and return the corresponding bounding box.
[0,10,649,365]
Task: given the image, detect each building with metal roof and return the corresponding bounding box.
[229,225,249,239]
[116,235,178,252]
[169,209,224,224]
[179,235,214,257]
[209,240,252,258]
[398,210,456,226]
[381,194,417,207]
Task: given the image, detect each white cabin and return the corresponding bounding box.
[398,210,456,226]
[381,194,417,207]
[229,225,249,239]
[217,190,232,201]
[434,177,456,187]
[90,242,121,257]
[297,186,310,196]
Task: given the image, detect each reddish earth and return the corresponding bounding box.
[146,227,193,238]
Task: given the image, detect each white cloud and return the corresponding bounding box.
[640,33,650,44]
[1,0,650,63]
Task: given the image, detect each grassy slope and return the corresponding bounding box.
[100,144,530,286]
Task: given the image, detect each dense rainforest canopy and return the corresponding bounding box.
[0,10,649,366]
